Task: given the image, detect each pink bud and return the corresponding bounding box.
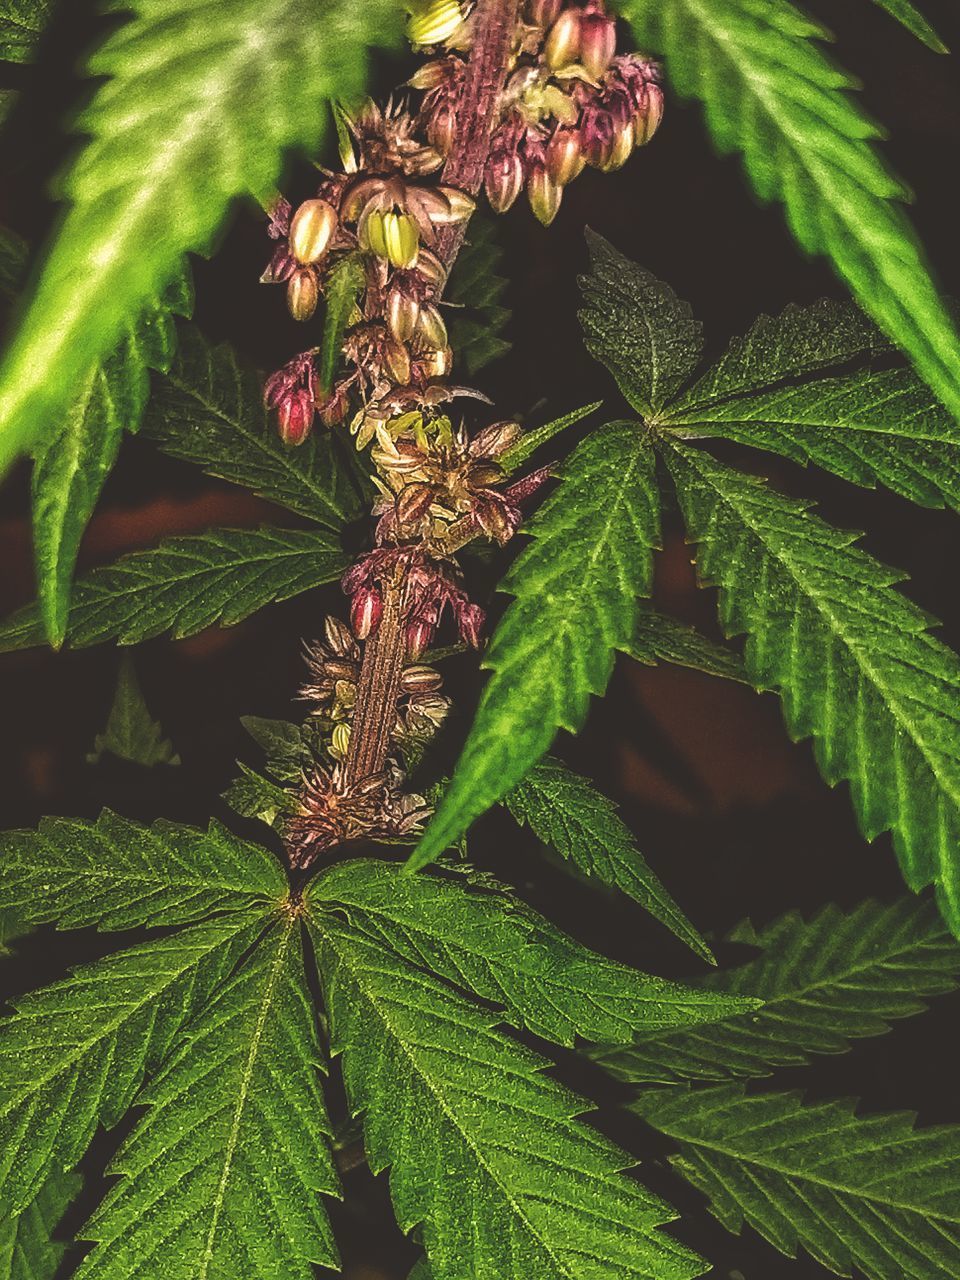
[260,245,297,284]
[470,420,520,458]
[406,618,435,660]
[545,127,585,186]
[458,603,485,649]
[543,8,581,70]
[427,103,457,155]
[484,150,524,214]
[526,0,562,27]
[277,390,315,446]
[396,482,436,525]
[634,81,664,145]
[578,9,617,79]
[351,587,384,640]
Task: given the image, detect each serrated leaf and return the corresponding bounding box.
[0,525,348,650]
[0,225,27,301]
[239,714,313,784]
[310,908,707,1280]
[504,757,714,963]
[87,654,180,767]
[500,400,602,474]
[0,0,52,62]
[628,605,748,683]
[0,811,284,930]
[0,1167,79,1280]
[78,918,339,1280]
[410,421,660,870]
[446,214,511,376]
[579,230,703,416]
[0,0,401,475]
[633,1084,960,1280]
[869,0,947,52]
[593,896,960,1083]
[222,762,296,827]
[143,325,363,527]
[0,915,264,1215]
[311,860,755,1047]
[664,438,960,936]
[619,0,960,423]
[319,253,364,393]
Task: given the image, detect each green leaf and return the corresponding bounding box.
[0,811,284,930]
[222,762,296,827]
[0,225,27,301]
[504,757,714,963]
[445,214,511,375]
[319,253,365,393]
[619,0,960,423]
[78,918,339,1280]
[309,908,707,1280]
[311,859,756,1047]
[143,325,363,527]
[628,605,748,683]
[0,915,264,1214]
[0,1167,80,1280]
[410,421,660,870]
[31,270,192,648]
[0,525,348,650]
[633,1084,960,1280]
[578,230,702,417]
[500,400,603,474]
[86,653,180,767]
[868,0,947,52]
[0,0,52,62]
[593,896,960,1083]
[239,714,315,784]
[663,438,960,936]
[0,0,401,475]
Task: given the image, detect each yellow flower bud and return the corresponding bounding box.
[289,198,338,264]
[330,723,351,760]
[407,0,464,47]
[382,211,420,269]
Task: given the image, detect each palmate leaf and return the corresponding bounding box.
[500,400,603,474]
[31,269,193,648]
[78,918,339,1280]
[86,653,180,767]
[0,914,264,1215]
[142,325,364,528]
[0,525,348,650]
[664,300,960,511]
[504,757,714,963]
[309,906,707,1280]
[312,860,756,1047]
[663,439,960,935]
[0,0,52,63]
[410,421,660,869]
[633,1084,960,1280]
[593,896,960,1083]
[628,604,748,683]
[0,810,284,930]
[618,0,960,422]
[868,0,947,52]
[0,0,401,475]
[0,1167,80,1280]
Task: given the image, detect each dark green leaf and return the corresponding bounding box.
[446,214,511,375]
[628,605,748,683]
[318,253,364,393]
[868,0,947,52]
[86,654,180,767]
[0,224,27,301]
[0,1167,80,1280]
[222,762,296,826]
[0,0,52,62]
[500,400,602,474]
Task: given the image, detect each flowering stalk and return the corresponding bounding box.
[260,0,664,868]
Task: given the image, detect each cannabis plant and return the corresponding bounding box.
[1,0,959,1276]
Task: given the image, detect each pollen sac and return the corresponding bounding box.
[528,164,562,226]
[407,0,464,48]
[578,8,617,79]
[287,268,319,321]
[351,587,384,640]
[546,127,585,185]
[484,150,524,213]
[330,723,351,760]
[386,283,421,343]
[543,8,581,70]
[277,389,315,446]
[417,303,448,350]
[384,211,421,269]
[289,198,338,265]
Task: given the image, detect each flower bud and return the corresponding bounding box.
[578,9,617,79]
[324,615,356,656]
[527,0,563,27]
[351,587,383,640]
[407,59,450,89]
[599,114,635,171]
[435,186,476,222]
[277,389,315,446]
[417,303,448,350]
[289,198,338,265]
[527,164,562,226]
[382,211,420,269]
[407,0,464,47]
[330,723,351,761]
[634,82,664,145]
[470,420,520,458]
[427,104,457,155]
[418,345,454,379]
[260,245,296,284]
[319,384,350,427]
[544,8,581,70]
[360,207,389,257]
[386,283,421,343]
[401,664,444,693]
[396,481,436,525]
[406,618,435,660]
[545,127,585,185]
[383,338,412,385]
[484,150,524,213]
[286,268,319,321]
[474,493,515,543]
[415,248,447,286]
[458,602,485,648]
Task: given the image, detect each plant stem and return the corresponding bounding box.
[341,0,520,788]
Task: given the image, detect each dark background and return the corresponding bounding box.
[1,2,959,1276]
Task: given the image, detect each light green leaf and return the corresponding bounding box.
[318,252,364,393]
[628,604,748,683]
[78,919,339,1280]
[446,213,511,375]
[633,1084,960,1280]
[594,896,960,1083]
[500,400,602,474]
[579,230,702,417]
[311,859,756,1046]
[618,0,960,422]
[0,525,348,650]
[504,757,714,962]
[868,0,947,52]
[31,270,192,648]
[0,0,401,474]
[143,325,363,527]
[0,811,284,930]
[0,0,52,62]
[310,908,707,1280]
[86,653,180,767]
[410,421,660,870]
[0,1167,80,1280]
[0,915,264,1214]
[664,438,960,936]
